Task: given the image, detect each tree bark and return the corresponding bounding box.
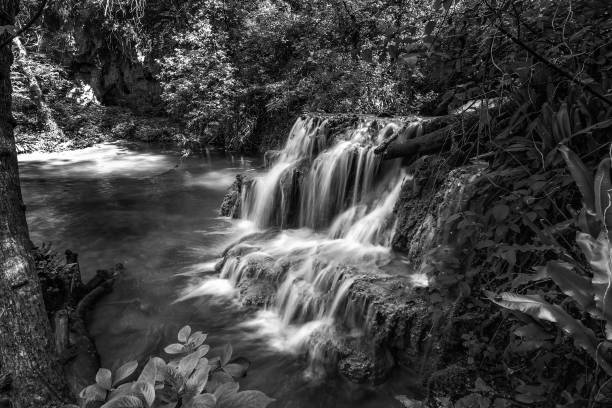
[0,1,70,406]
[376,125,453,160]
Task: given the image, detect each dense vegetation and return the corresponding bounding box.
[4,0,612,407]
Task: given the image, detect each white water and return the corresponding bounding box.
[210,117,410,372]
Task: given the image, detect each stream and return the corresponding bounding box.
[18,141,407,408]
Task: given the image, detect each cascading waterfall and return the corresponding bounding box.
[214,117,413,375]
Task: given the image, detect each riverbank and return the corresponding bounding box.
[13,48,185,154]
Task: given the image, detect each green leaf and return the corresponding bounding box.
[487,291,598,356]
[178,325,192,343]
[179,350,202,378]
[576,232,612,338]
[138,357,166,385]
[80,384,108,401]
[165,343,186,355]
[559,145,595,212]
[132,382,155,407]
[101,395,144,408]
[491,204,509,222]
[185,359,210,397]
[213,380,239,405]
[187,331,208,348]
[224,358,250,378]
[113,361,138,387]
[186,393,216,408]
[96,368,113,390]
[219,390,275,408]
[544,260,598,316]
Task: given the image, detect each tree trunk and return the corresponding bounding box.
[0,1,70,406]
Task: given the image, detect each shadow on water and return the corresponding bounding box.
[19,142,411,408]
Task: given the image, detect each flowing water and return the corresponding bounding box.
[18,135,414,407]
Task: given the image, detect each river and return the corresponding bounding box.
[18,141,407,408]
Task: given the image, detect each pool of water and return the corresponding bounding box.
[19,141,409,408]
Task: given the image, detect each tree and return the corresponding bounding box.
[0,1,70,406]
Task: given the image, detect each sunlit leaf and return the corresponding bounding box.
[132,381,155,407]
[165,343,186,355]
[96,368,113,390]
[179,350,201,378]
[101,395,144,408]
[487,291,598,356]
[178,325,192,343]
[138,357,166,385]
[187,331,208,348]
[80,384,108,401]
[594,158,612,230]
[113,361,138,387]
[544,260,598,317]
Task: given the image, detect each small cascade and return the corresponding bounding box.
[212,116,417,379]
[241,116,402,229]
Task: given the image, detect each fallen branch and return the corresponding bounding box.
[376,125,453,160]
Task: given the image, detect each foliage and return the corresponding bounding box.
[79,325,273,408]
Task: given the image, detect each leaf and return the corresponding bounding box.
[186,394,216,408]
[80,384,108,401]
[576,232,612,338]
[178,325,192,343]
[395,396,424,408]
[206,370,234,393]
[223,358,250,378]
[544,260,598,316]
[594,158,612,229]
[107,382,135,402]
[220,390,275,408]
[595,377,612,404]
[132,382,155,407]
[559,145,595,212]
[113,361,139,387]
[491,204,509,222]
[221,344,233,366]
[486,291,598,356]
[101,395,144,408]
[185,359,210,397]
[165,343,186,355]
[96,368,113,390]
[213,379,239,405]
[138,357,166,385]
[187,331,208,348]
[179,350,202,378]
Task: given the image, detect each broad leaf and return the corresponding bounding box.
[96,368,113,390]
[132,381,155,407]
[187,331,208,348]
[165,343,186,355]
[186,393,216,408]
[213,380,239,405]
[559,145,595,212]
[113,361,138,387]
[80,384,107,401]
[185,359,210,397]
[487,291,598,356]
[178,325,192,343]
[576,232,612,338]
[544,260,598,316]
[138,357,166,385]
[101,395,143,408]
[179,350,202,378]
[224,358,250,378]
[219,390,275,408]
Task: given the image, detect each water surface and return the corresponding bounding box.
[19,142,407,408]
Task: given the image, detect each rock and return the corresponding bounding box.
[338,349,394,385]
[220,174,244,218]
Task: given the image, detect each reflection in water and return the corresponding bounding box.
[19,142,404,408]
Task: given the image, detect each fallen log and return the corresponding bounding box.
[377,125,453,160]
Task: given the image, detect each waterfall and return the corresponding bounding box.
[212,116,412,376]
